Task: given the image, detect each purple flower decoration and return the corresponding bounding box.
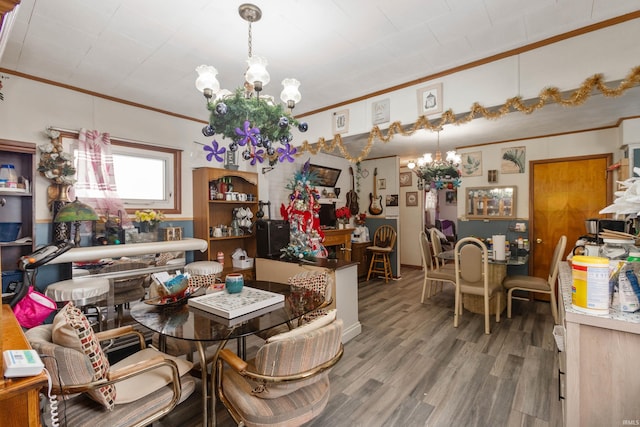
[203,139,226,162]
[250,148,265,166]
[277,143,297,163]
[235,120,260,146]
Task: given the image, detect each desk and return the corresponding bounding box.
[438,250,528,315]
[0,305,48,427]
[130,281,325,427]
[322,228,353,261]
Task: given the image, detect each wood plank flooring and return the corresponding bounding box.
[158,267,563,427]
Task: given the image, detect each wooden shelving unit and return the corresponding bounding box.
[192,167,258,279]
[0,140,35,289]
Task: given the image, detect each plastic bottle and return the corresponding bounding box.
[0,164,17,188]
[614,252,640,312]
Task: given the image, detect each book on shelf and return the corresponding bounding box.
[188,286,285,319]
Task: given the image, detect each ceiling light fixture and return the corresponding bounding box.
[195,3,308,166]
[407,130,462,190]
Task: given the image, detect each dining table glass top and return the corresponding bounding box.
[438,249,528,266]
[129,280,325,342]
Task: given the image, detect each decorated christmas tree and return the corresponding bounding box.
[280,160,327,260]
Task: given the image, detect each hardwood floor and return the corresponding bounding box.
[158,267,563,427]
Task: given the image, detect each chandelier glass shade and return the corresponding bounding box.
[407,132,462,190]
[195,4,307,166]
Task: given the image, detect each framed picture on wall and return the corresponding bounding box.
[406,191,418,207]
[501,146,526,174]
[445,190,457,205]
[386,194,399,207]
[416,83,443,116]
[399,171,412,187]
[461,151,482,177]
[332,109,349,134]
[372,98,390,125]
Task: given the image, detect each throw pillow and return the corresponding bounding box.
[52,303,116,409]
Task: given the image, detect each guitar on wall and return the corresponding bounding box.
[346,166,359,216]
[368,168,383,215]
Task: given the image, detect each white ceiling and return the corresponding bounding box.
[1,0,639,162]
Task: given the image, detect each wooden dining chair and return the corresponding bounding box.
[366,225,397,283]
[419,231,456,303]
[454,237,502,334]
[503,235,567,324]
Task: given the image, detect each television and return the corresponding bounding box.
[308,163,342,188]
[318,203,337,229]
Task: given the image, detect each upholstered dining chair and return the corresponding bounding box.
[216,317,344,427]
[454,237,502,334]
[366,225,397,282]
[430,228,450,268]
[419,231,456,303]
[26,303,195,427]
[503,235,567,324]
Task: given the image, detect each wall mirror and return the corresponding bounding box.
[465,186,516,219]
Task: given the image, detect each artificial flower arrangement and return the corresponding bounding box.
[38,129,76,185]
[134,209,164,226]
[335,206,352,221]
[355,212,367,225]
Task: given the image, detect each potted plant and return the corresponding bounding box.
[335,206,352,229]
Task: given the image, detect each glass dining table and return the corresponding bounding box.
[129,280,325,427]
[437,250,529,314]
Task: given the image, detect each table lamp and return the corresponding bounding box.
[54,197,99,246]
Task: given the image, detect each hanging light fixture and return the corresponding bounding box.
[196,4,308,167]
[407,130,462,190]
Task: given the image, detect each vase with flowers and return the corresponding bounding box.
[135,209,164,233]
[335,206,352,229]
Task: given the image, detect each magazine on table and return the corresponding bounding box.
[188,286,284,319]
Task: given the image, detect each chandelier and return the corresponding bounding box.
[195,4,308,166]
[407,130,462,190]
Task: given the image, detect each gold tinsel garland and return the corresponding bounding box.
[296,66,640,163]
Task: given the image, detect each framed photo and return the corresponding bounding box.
[417,83,443,116]
[332,109,349,134]
[461,151,482,177]
[399,171,412,187]
[501,146,526,174]
[406,191,418,207]
[386,194,399,207]
[378,178,386,190]
[445,190,457,205]
[372,98,390,125]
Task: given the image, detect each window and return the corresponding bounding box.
[62,133,182,214]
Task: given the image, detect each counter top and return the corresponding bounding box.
[559,261,640,334]
[258,256,358,271]
[47,238,208,264]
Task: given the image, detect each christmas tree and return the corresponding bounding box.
[280,160,327,260]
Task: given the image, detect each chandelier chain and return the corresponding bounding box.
[247,21,253,58]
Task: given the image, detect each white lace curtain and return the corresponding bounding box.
[75,128,130,225]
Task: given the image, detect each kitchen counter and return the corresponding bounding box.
[558,262,640,426]
[255,257,361,343]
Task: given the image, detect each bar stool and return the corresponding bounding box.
[45,277,110,330]
[366,225,397,283]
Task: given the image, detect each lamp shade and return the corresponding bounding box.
[195,65,220,94]
[54,198,99,223]
[245,56,270,88]
[280,78,301,104]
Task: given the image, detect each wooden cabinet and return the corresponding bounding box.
[1,305,48,426]
[558,263,640,427]
[351,241,371,280]
[192,168,258,278]
[0,140,35,290]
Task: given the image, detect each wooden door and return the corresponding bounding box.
[530,154,612,279]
